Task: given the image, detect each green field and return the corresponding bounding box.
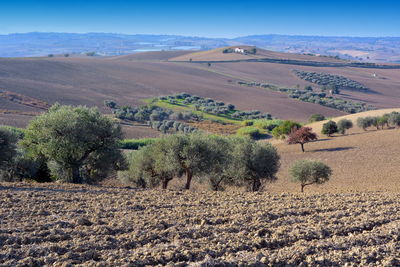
[144,98,243,124]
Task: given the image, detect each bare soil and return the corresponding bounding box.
[1,183,399,266]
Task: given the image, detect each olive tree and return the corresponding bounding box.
[389,112,400,127]
[290,160,332,192]
[321,120,338,136]
[204,135,235,191]
[161,133,215,190]
[229,138,280,191]
[21,104,125,183]
[337,119,353,134]
[119,144,178,189]
[356,117,371,130]
[0,128,18,180]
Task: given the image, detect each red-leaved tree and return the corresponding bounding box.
[287,127,317,152]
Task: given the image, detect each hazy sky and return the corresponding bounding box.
[1,0,399,37]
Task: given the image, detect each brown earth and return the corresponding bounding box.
[1,183,399,266]
[267,109,400,193]
[170,46,346,63]
[0,48,399,137]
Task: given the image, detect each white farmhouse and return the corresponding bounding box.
[234,47,245,54]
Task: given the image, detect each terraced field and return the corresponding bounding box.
[1,183,399,266]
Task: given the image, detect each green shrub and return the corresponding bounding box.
[253,119,283,131]
[309,114,325,123]
[290,160,332,192]
[242,120,254,126]
[271,120,301,139]
[0,126,25,139]
[237,127,262,139]
[321,120,338,136]
[119,138,158,150]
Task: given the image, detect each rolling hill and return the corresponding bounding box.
[269,108,400,193]
[0,47,399,138]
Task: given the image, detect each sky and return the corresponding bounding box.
[1,0,400,38]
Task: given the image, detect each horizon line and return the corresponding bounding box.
[1,31,400,39]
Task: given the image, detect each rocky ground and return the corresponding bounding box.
[1,182,400,266]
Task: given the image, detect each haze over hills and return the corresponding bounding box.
[1,32,400,63]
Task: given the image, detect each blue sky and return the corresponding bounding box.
[1,0,399,37]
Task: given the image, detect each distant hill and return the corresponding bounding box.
[1,33,400,62]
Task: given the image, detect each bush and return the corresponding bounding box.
[321,120,338,136]
[104,100,117,109]
[272,120,301,139]
[242,120,254,126]
[236,127,262,139]
[337,119,353,134]
[287,127,317,152]
[119,138,158,150]
[290,160,332,192]
[309,114,325,123]
[21,104,126,183]
[253,119,283,131]
[0,126,25,139]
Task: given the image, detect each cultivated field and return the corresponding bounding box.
[1,183,399,266]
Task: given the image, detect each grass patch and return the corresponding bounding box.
[119,138,158,150]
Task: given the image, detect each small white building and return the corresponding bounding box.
[234,47,245,54]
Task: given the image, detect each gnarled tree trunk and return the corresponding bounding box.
[184,169,193,190]
[72,165,83,184]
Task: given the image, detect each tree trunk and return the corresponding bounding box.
[252,179,261,192]
[72,166,82,184]
[162,179,170,189]
[301,184,305,193]
[184,169,193,190]
[301,143,305,152]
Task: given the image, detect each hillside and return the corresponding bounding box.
[269,108,400,193]
[170,46,345,63]
[0,47,399,138]
[2,33,400,63]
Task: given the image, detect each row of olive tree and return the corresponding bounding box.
[357,112,400,131]
[118,133,281,191]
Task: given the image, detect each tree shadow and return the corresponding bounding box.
[312,146,355,152]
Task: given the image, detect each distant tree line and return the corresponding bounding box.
[105,100,199,134]
[293,70,369,92]
[157,93,272,120]
[356,112,400,130]
[237,80,375,113]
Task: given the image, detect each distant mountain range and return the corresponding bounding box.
[1,32,399,62]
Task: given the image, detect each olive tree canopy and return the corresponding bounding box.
[22,104,125,183]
